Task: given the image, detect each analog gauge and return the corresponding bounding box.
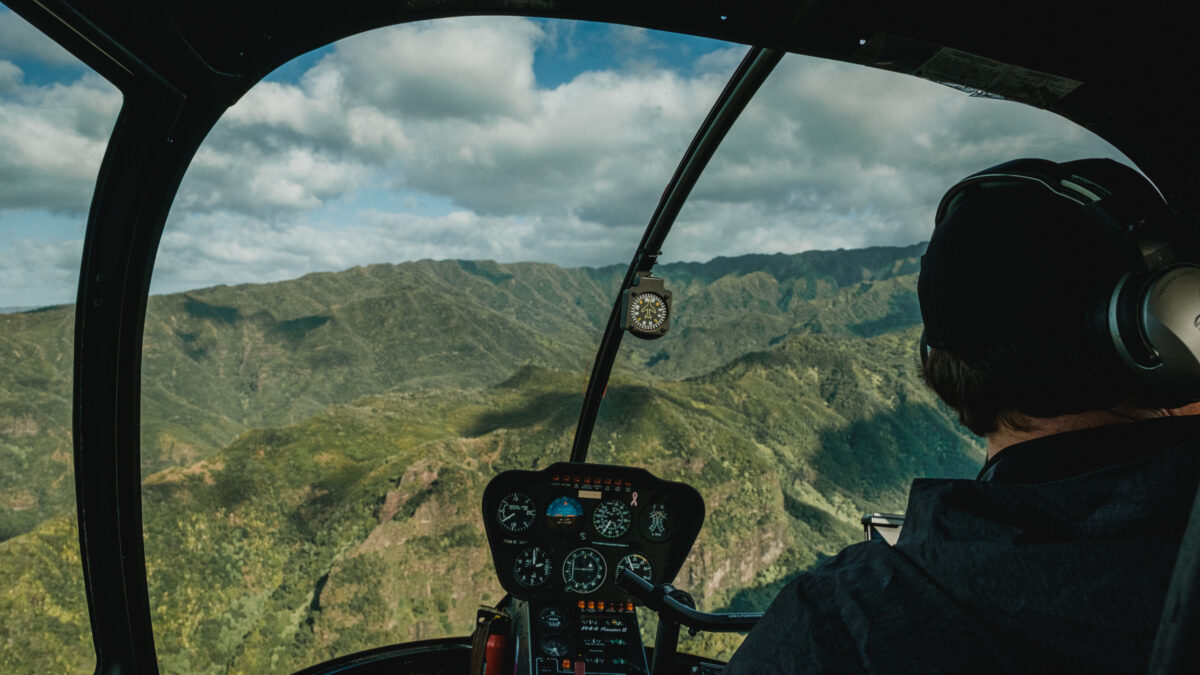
[546,496,585,533]
[592,499,632,538]
[562,547,607,594]
[628,292,668,332]
[541,636,570,658]
[539,606,568,630]
[512,546,553,588]
[496,492,537,533]
[617,553,654,584]
[638,501,676,542]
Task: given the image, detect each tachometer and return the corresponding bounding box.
[513,546,553,588]
[592,499,632,538]
[497,492,537,533]
[617,553,654,584]
[562,547,607,593]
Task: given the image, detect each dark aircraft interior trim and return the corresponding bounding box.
[3,0,1198,672]
[569,46,784,463]
[290,637,473,675]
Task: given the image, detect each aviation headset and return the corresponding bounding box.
[919,158,1200,407]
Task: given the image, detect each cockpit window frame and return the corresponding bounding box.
[6,0,1199,672]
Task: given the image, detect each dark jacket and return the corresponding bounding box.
[724,416,1200,674]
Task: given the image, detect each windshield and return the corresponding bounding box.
[588,52,1130,659]
[137,18,740,672]
[0,4,121,671]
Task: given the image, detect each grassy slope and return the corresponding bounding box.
[117,329,973,671]
[1,246,924,542]
[0,244,965,669]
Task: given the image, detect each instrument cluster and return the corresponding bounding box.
[482,462,704,602]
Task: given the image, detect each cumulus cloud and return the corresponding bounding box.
[663,57,1126,260]
[0,8,78,66]
[1,15,1130,306]
[0,232,83,307]
[149,208,636,296]
[184,18,723,227]
[0,68,120,213]
[177,18,1123,259]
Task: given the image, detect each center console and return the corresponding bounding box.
[481,462,705,675]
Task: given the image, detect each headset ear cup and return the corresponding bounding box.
[1110,265,1200,406]
[1108,272,1159,370]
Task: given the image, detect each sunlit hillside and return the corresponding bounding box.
[0,244,983,671]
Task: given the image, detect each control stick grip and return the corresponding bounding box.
[615,568,762,633]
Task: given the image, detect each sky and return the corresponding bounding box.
[0,6,1128,308]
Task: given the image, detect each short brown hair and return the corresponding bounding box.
[920,341,1140,436]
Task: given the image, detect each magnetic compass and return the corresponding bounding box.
[628,292,668,332]
[621,275,672,339]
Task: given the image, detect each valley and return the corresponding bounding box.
[0,243,983,671]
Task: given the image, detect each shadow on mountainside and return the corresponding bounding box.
[812,402,983,506]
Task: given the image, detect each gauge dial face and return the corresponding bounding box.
[592,499,632,538]
[562,547,607,594]
[629,292,668,332]
[546,496,585,533]
[496,492,537,533]
[539,606,568,630]
[639,501,676,542]
[541,636,570,658]
[512,546,553,588]
[617,553,654,584]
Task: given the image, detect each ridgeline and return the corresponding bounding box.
[0,243,983,670]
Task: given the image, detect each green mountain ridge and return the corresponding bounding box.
[2,323,980,671]
[1,244,927,541]
[1,242,980,671]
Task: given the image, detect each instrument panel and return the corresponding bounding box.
[482,462,704,603]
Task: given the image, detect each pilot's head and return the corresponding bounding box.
[917,158,1188,436]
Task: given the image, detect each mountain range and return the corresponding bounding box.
[0,242,984,671]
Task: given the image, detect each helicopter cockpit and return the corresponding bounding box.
[2,1,1200,674]
[481,462,703,674]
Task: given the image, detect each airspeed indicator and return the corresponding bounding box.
[497,492,536,533]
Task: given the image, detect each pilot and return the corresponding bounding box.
[723,158,1200,674]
